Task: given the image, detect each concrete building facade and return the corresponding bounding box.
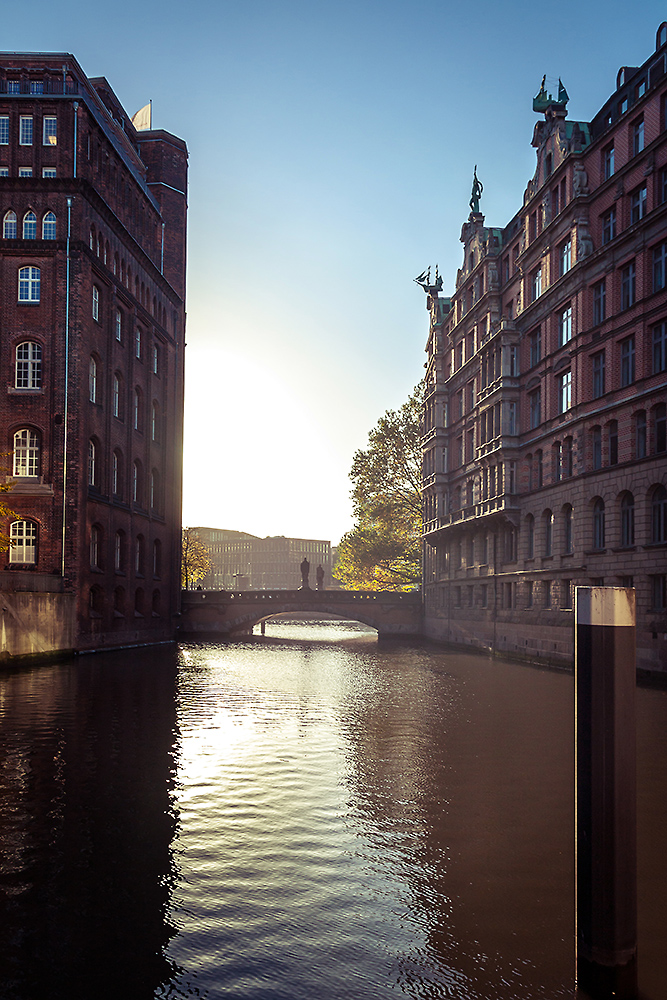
[192,527,332,591]
[0,54,187,655]
[420,24,667,673]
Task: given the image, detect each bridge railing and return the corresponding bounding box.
[182,589,421,605]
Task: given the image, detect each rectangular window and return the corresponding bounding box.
[621,261,635,310]
[650,575,666,612]
[0,116,8,145]
[508,401,517,435]
[630,184,647,224]
[593,426,602,469]
[41,167,56,178]
[115,309,122,342]
[603,144,614,179]
[620,335,635,386]
[636,411,647,458]
[653,242,667,291]
[558,304,572,345]
[135,328,142,359]
[559,370,572,412]
[653,322,667,373]
[529,328,541,367]
[544,580,551,608]
[92,285,99,322]
[30,81,43,94]
[559,238,572,276]
[602,207,616,244]
[593,280,606,325]
[18,167,32,177]
[42,116,57,146]
[19,116,33,145]
[0,167,8,177]
[593,351,605,398]
[529,388,541,429]
[509,345,519,376]
[7,80,19,94]
[532,266,542,301]
[608,420,619,465]
[632,117,644,155]
[661,167,667,205]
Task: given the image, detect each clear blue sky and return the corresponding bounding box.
[4,1,665,542]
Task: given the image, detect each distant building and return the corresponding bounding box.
[420,24,667,673]
[191,528,332,590]
[0,54,187,652]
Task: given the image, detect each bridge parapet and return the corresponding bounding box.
[179,589,422,637]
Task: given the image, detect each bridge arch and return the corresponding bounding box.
[179,590,422,639]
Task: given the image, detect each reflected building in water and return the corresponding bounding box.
[420,23,667,673]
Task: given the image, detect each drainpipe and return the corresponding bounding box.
[72,102,78,178]
[161,222,165,274]
[61,197,73,578]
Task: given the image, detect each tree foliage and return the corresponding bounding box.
[334,383,422,591]
[0,481,18,553]
[181,528,212,589]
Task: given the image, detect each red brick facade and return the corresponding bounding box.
[0,55,187,651]
[421,25,667,673]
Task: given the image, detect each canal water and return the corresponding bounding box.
[1,620,666,1000]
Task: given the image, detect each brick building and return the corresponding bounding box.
[192,527,332,591]
[0,54,187,652]
[420,24,667,673]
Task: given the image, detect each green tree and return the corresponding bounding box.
[181,528,212,589]
[334,383,422,591]
[0,478,18,553]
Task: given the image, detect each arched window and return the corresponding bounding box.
[152,589,161,617]
[104,241,109,265]
[526,514,535,559]
[132,460,142,504]
[135,535,144,574]
[113,373,122,418]
[153,539,162,578]
[89,225,95,250]
[563,504,574,553]
[115,308,122,342]
[112,449,122,496]
[9,520,37,564]
[3,210,17,238]
[90,524,102,568]
[92,284,99,321]
[13,428,40,478]
[151,401,160,441]
[113,586,125,615]
[89,585,104,617]
[22,211,36,239]
[15,341,42,388]
[544,509,553,557]
[150,468,160,511]
[114,530,124,572]
[133,387,143,431]
[18,266,40,301]
[152,342,159,374]
[89,356,97,402]
[42,211,56,239]
[652,485,667,543]
[593,498,606,550]
[88,439,96,487]
[135,587,145,616]
[636,410,647,458]
[621,493,635,547]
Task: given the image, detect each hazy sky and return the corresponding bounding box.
[4,1,665,542]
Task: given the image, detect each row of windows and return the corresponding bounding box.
[88,441,162,511]
[3,210,56,239]
[435,574,667,613]
[90,527,162,578]
[0,167,56,178]
[12,340,161,394]
[0,114,57,146]
[90,584,163,620]
[89,225,171,330]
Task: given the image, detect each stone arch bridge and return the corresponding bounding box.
[179,589,422,638]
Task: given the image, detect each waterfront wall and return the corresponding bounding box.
[0,592,76,661]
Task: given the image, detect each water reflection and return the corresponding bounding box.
[0,624,665,1000]
[0,649,181,999]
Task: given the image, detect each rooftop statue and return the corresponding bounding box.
[533,76,569,114]
[469,165,483,214]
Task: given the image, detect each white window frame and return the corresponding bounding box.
[3,210,17,239]
[42,167,56,179]
[15,341,42,388]
[135,327,141,359]
[42,116,57,146]
[9,520,37,564]
[88,440,96,487]
[22,211,36,239]
[558,304,572,345]
[89,356,97,402]
[18,266,40,302]
[19,116,33,145]
[13,428,40,478]
[115,308,122,341]
[42,212,56,239]
[92,284,99,321]
[18,167,32,178]
[0,115,8,145]
[559,370,572,412]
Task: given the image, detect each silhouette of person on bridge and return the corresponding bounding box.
[300,557,310,589]
[316,565,324,590]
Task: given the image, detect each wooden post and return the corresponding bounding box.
[575,587,637,999]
